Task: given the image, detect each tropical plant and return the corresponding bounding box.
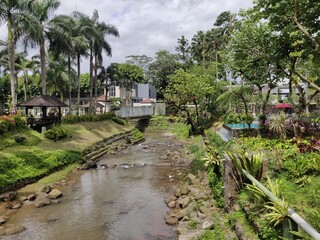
[227,150,264,181]
[268,112,288,139]
[0,0,29,111]
[18,0,61,95]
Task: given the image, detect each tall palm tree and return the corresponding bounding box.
[74,10,119,114]
[18,0,60,95]
[93,19,119,110]
[0,0,27,111]
[15,53,39,100]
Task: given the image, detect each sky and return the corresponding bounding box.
[0,0,253,71]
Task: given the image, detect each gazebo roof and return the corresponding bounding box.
[19,95,68,107]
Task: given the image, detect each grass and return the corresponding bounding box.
[37,120,132,151]
[0,119,134,192]
[17,163,80,194]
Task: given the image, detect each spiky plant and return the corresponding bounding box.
[227,150,264,181]
[269,112,288,140]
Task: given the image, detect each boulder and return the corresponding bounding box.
[0,216,8,225]
[178,230,204,240]
[33,193,51,208]
[195,192,208,201]
[199,206,211,215]
[180,185,189,195]
[174,188,182,198]
[187,173,196,181]
[0,192,16,202]
[177,202,196,220]
[80,160,97,170]
[48,189,62,199]
[168,201,176,208]
[28,194,36,201]
[12,203,22,209]
[41,185,52,194]
[0,224,26,236]
[177,196,190,209]
[20,196,28,202]
[134,162,146,167]
[202,217,214,230]
[164,196,176,205]
[191,178,201,185]
[165,215,178,225]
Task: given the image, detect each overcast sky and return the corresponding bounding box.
[0,0,253,71]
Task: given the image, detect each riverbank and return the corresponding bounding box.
[0,129,192,239]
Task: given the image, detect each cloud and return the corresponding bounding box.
[0,0,253,72]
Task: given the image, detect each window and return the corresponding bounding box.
[109,85,116,97]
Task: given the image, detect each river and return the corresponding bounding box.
[3,131,188,240]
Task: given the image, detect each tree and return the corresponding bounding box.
[146,50,181,99]
[175,35,191,67]
[164,66,218,133]
[113,63,144,106]
[15,53,39,100]
[216,86,254,128]
[224,16,282,116]
[0,0,28,111]
[19,0,61,95]
[125,55,153,75]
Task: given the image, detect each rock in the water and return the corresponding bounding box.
[202,218,214,230]
[0,192,16,202]
[48,189,62,199]
[33,192,51,208]
[41,185,52,194]
[12,203,22,209]
[20,196,28,202]
[165,215,178,225]
[28,194,36,201]
[164,196,176,205]
[0,216,8,225]
[177,202,196,220]
[0,224,26,236]
[80,160,97,170]
[134,162,146,167]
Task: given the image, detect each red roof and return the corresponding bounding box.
[96,95,110,102]
[275,103,292,108]
[141,98,155,103]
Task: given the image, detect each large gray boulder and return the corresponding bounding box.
[33,192,51,208]
[48,189,62,199]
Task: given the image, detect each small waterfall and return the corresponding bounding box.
[216,126,232,141]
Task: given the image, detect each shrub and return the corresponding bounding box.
[45,125,69,140]
[0,115,26,135]
[62,112,125,125]
[13,134,27,143]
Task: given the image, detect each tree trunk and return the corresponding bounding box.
[68,56,72,114]
[7,17,17,112]
[89,45,93,114]
[94,55,98,112]
[24,73,28,101]
[40,40,46,95]
[77,54,81,115]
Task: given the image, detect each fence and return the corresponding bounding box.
[115,106,154,118]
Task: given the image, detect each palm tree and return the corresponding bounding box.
[0,0,27,111]
[15,53,39,100]
[18,0,60,95]
[74,10,119,114]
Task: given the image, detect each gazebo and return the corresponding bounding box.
[19,95,68,128]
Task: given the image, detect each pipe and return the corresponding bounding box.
[242,169,320,240]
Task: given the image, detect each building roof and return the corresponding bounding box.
[141,98,155,103]
[96,95,110,102]
[83,102,105,108]
[19,95,68,107]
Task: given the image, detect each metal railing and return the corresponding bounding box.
[242,169,320,240]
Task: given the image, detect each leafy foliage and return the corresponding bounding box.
[44,125,69,140]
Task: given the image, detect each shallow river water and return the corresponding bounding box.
[3,132,186,240]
